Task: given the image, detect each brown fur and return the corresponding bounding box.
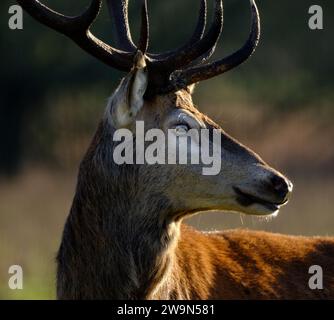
[57,89,334,300]
[19,0,332,301]
[173,225,334,299]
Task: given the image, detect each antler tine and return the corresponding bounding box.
[19,0,261,97]
[106,0,136,52]
[148,0,207,60]
[17,0,134,71]
[186,0,217,67]
[168,0,260,91]
[153,0,223,71]
[190,0,208,43]
[17,0,101,35]
[138,0,149,53]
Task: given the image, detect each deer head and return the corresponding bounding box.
[19,0,293,220]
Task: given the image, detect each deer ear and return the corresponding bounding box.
[108,55,148,128]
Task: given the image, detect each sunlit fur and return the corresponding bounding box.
[57,69,334,300]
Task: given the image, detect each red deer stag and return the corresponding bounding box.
[18,0,334,299]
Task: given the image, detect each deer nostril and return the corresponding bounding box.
[270,175,292,199]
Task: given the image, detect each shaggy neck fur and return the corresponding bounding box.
[56,121,180,299]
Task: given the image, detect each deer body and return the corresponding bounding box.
[19,0,334,299]
[58,196,334,299]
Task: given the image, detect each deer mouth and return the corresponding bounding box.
[233,187,288,212]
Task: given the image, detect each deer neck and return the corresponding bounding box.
[58,123,181,299]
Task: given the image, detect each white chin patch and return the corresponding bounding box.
[271,209,280,217]
[240,203,281,217]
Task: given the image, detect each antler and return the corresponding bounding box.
[151,0,222,72]
[106,0,136,52]
[167,0,260,92]
[148,0,207,60]
[147,0,259,95]
[18,0,260,96]
[138,0,149,53]
[16,0,137,71]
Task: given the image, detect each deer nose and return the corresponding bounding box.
[270,174,293,202]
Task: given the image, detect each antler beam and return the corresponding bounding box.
[17,0,260,95]
[17,0,135,71]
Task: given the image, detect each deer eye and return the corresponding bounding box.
[174,124,190,136]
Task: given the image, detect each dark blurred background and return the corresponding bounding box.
[0,0,333,299]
